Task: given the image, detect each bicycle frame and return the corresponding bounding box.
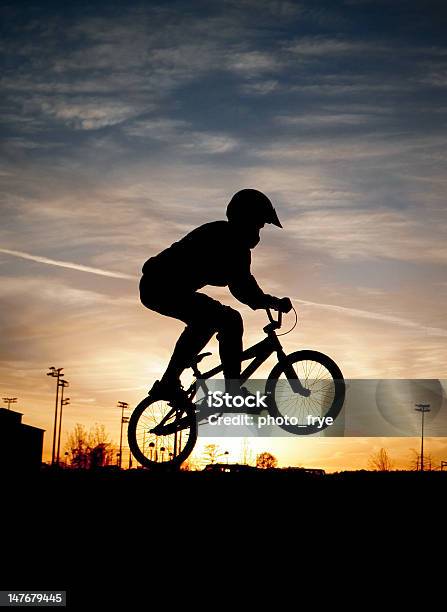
[151,309,309,435]
[190,308,309,412]
[132,305,345,464]
[195,333,283,384]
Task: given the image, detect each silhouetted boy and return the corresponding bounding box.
[140,189,292,396]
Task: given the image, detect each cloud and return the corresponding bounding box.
[254,132,447,163]
[275,112,374,127]
[241,79,279,95]
[123,118,239,154]
[181,133,239,154]
[286,37,376,57]
[0,275,128,308]
[294,297,447,338]
[1,0,446,428]
[255,138,403,162]
[286,208,447,265]
[124,118,188,136]
[1,136,57,150]
[419,69,447,88]
[34,98,147,130]
[3,247,445,339]
[227,51,279,75]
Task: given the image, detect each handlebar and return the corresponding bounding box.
[264,307,282,333]
[266,307,282,328]
[264,305,298,336]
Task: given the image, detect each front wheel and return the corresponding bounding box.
[266,350,345,435]
[128,395,197,469]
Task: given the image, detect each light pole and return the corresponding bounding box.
[415,403,431,472]
[57,379,69,466]
[117,401,129,469]
[2,397,17,411]
[47,367,64,465]
[149,442,155,462]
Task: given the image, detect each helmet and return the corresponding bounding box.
[226,189,282,228]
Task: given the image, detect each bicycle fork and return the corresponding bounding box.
[276,350,311,397]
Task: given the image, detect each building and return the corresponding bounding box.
[0,407,45,472]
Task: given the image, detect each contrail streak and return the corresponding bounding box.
[0,248,138,280]
[1,248,445,337]
[294,297,447,337]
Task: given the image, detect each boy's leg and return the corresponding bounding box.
[216,307,243,383]
[149,292,243,387]
[161,323,216,386]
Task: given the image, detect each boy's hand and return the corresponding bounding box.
[278,297,293,313]
[269,296,293,313]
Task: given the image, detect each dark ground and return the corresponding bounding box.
[1,468,444,608]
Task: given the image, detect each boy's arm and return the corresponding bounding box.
[229,272,275,310]
[228,251,290,311]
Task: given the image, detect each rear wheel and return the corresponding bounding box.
[128,395,197,469]
[266,350,345,435]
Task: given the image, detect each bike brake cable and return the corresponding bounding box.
[276,306,298,336]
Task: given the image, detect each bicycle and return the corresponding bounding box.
[128,306,345,469]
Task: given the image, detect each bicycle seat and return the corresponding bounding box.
[188,352,212,367]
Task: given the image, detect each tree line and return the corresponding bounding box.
[61,423,444,471]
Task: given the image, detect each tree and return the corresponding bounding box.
[88,423,114,467]
[180,457,197,471]
[408,449,420,471]
[240,438,255,466]
[66,423,90,469]
[368,448,394,471]
[88,424,109,449]
[66,423,114,469]
[202,443,224,466]
[256,452,278,469]
[409,449,436,471]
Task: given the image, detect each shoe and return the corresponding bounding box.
[149,378,185,400]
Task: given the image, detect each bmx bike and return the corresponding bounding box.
[128,307,345,469]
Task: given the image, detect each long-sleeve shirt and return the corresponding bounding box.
[141,220,271,310]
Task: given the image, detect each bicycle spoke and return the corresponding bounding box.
[274,356,338,427]
[132,398,193,465]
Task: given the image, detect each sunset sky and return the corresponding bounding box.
[1,0,446,470]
